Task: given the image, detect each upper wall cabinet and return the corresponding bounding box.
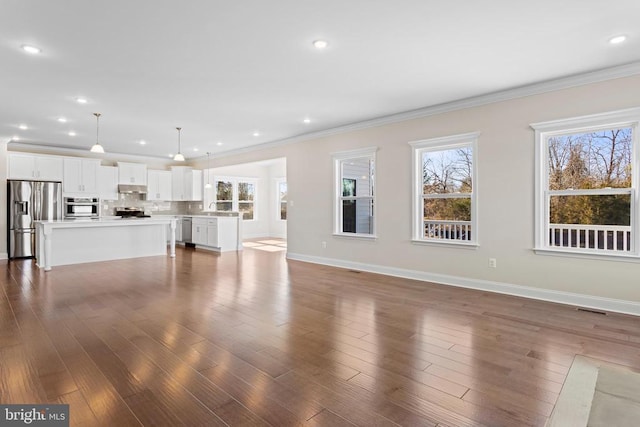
[98,165,119,201]
[63,158,100,196]
[118,162,147,185]
[8,153,64,181]
[147,170,172,201]
[171,166,202,201]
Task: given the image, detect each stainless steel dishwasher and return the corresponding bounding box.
[182,217,193,243]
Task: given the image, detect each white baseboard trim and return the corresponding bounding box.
[0,253,8,261]
[286,252,640,317]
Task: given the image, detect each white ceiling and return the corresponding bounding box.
[2,0,640,160]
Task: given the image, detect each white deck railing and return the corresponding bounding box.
[549,224,632,252]
[424,220,472,241]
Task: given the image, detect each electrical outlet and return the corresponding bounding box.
[488,258,497,268]
[322,241,327,249]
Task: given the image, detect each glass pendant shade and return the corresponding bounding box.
[90,112,105,153]
[174,127,185,161]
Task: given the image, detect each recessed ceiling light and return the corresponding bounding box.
[12,135,20,141]
[57,117,67,123]
[76,97,88,104]
[313,40,329,49]
[253,131,260,137]
[139,140,146,145]
[216,142,223,146]
[168,154,173,158]
[303,118,311,124]
[19,124,28,130]
[609,35,627,44]
[68,131,76,136]
[21,44,41,54]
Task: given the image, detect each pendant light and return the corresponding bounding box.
[90,113,105,153]
[173,127,185,161]
[204,152,212,189]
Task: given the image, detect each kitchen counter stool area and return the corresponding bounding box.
[34,218,177,271]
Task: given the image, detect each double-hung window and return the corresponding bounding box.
[410,133,479,246]
[332,147,376,237]
[532,108,640,258]
[206,176,257,221]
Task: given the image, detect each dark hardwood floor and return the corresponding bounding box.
[2,245,640,426]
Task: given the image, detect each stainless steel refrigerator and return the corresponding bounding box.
[8,180,62,259]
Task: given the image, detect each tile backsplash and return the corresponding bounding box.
[102,194,224,216]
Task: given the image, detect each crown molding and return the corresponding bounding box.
[214,61,640,159]
[7,141,178,165]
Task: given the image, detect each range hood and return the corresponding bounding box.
[118,184,147,194]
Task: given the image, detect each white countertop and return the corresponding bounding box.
[34,217,175,228]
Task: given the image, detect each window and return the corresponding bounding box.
[215,180,233,212]
[206,176,257,221]
[277,180,287,220]
[532,108,640,258]
[410,133,479,245]
[238,181,255,220]
[332,147,376,237]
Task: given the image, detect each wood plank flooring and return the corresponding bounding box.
[1,245,640,426]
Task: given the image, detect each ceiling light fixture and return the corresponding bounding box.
[216,142,223,146]
[313,40,329,49]
[21,44,41,54]
[68,131,76,136]
[139,140,146,145]
[19,124,28,130]
[303,118,311,124]
[174,127,185,161]
[205,152,212,189]
[90,113,105,153]
[609,35,627,44]
[57,117,67,123]
[193,148,199,152]
[253,131,260,137]
[76,97,88,104]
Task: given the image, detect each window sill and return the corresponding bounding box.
[411,239,479,249]
[333,233,378,240]
[534,247,640,263]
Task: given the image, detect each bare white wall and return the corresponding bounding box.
[209,74,640,304]
[0,143,8,258]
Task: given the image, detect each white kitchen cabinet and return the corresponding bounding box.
[98,166,119,200]
[206,219,218,247]
[192,218,208,245]
[171,166,202,201]
[63,158,100,195]
[147,170,172,201]
[8,153,64,181]
[118,162,147,185]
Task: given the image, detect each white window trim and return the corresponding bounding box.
[409,132,480,247]
[332,146,378,238]
[531,107,640,259]
[275,177,287,222]
[205,175,258,221]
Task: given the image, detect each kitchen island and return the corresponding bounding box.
[34,218,176,271]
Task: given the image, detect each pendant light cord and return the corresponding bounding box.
[94,112,101,145]
[176,127,182,153]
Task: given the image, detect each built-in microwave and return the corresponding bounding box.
[64,197,100,218]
